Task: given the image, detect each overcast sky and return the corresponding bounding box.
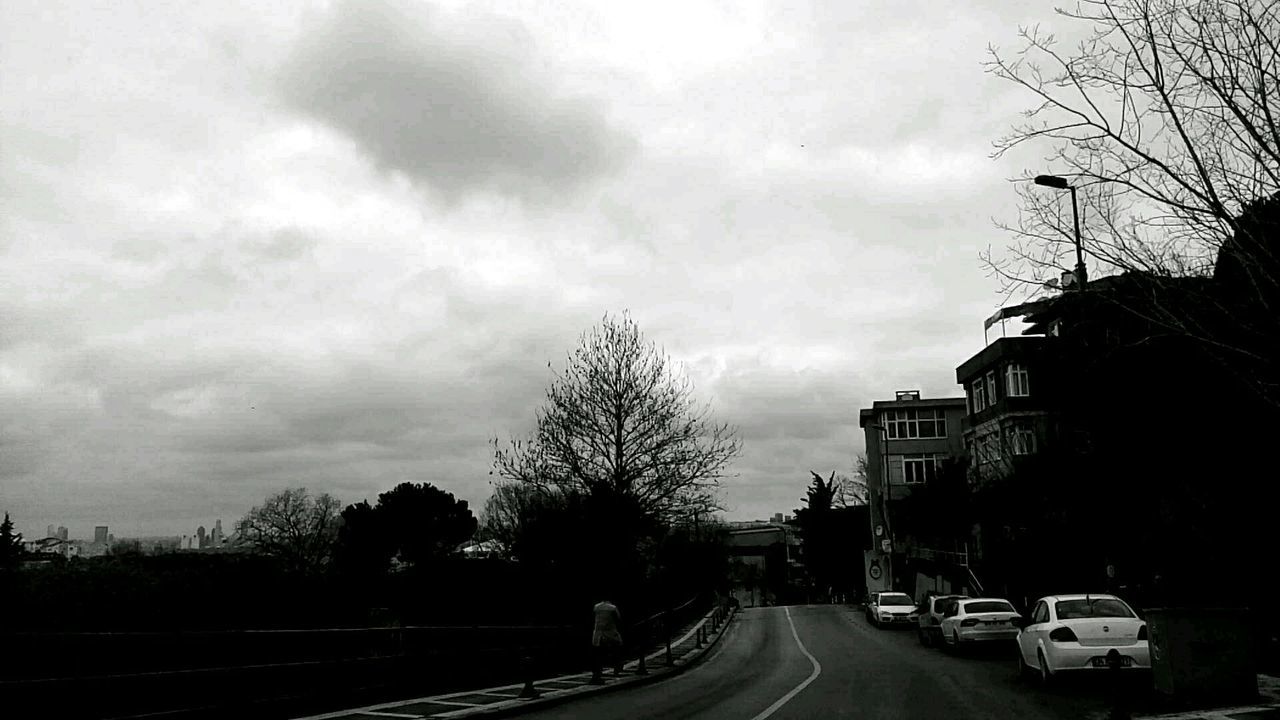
[2,0,1067,539]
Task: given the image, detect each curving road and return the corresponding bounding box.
[516,605,1123,720]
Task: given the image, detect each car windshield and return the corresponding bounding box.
[879,593,913,606]
[964,600,1015,614]
[1055,598,1135,619]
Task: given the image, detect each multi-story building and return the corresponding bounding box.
[857,390,967,597]
[93,526,108,544]
[955,299,1062,485]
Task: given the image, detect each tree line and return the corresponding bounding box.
[2,313,741,631]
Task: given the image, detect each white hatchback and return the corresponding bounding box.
[1016,594,1150,684]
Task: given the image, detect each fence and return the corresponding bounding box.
[1,593,724,719]
[1,623,580,719]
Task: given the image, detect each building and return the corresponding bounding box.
[197,526,207,549]
[211,519,223,547]
[857,390,967,598]
[725,521,802,607]
[955,300,1063,486]
[94,526,108,544]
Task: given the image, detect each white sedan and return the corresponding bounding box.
[939,597,1021,649]
[1016,594,1150,684]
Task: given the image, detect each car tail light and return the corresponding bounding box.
[960,618,979,627]
[1137,624,1147,641]
[1049,627,1078,643]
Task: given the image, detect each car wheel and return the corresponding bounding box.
[1037,649,1054,687]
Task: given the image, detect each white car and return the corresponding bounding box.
[917,594,968,647]
[939,597,1021,649]
[865,591,918,628]
[1016,594,1150,684]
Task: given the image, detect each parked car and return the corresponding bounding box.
[865,591,917,628]
[916,594,968,647]
[939,597,1021,650]
[1016,594,1149,685]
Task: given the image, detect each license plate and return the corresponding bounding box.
[1091,656,1133,668]
[982,620,1004,625]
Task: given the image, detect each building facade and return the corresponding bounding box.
[955,301,1063,486]
[857,390,966,596]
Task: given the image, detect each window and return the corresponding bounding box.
[1054,598,1135,620]
[901,453,941,484]
[1032,602,1049,624]
[985,371,998,405]
[1005,363,1030,397]
[963,600,1016,614]
[972,381,986,412]
[1006,426,1036,456]
[885,408,947,439]
[977,434,1001,464]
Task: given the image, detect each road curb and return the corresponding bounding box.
[435,607,739,720]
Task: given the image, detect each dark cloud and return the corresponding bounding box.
[275,0,636,204]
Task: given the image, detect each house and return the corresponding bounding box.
[955,301,1063,486]
[857,391,967,598]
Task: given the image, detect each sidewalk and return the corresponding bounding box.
[1129,674,1280,720]
[294,605,738,720]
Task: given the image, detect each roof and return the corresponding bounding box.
[1038,594,1121,602]
[983,298,1055,331]
[858,397,967,427]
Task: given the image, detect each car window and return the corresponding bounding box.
[879,593,913,606]
[1032,601,1049,624]
[943,603,960,618]
[1054,598,1135,619]
[938,598,959,615]
[963,600,1016,614]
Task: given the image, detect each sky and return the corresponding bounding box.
[2,0,1070,539]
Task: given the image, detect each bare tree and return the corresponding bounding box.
[835,463,869,508]
[985,0,1280,407]
[235,487,342,575]
[492,313,741,527]
[477,481,570,559]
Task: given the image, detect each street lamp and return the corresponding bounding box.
[1033,174,1088,289]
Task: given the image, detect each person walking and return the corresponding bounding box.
[590,597,623,683]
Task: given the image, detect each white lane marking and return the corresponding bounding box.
[748,607,822,720]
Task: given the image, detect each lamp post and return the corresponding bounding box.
[1034,175,1088,289]
[868,423,894,591]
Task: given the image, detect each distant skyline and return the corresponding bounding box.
[3,0,1066,537]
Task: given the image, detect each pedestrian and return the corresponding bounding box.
[591,597,623,683]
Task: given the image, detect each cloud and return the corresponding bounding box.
[275,0,636,204]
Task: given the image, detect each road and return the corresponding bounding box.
[516,605,1125,720]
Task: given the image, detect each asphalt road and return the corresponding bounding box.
[515,605,1128,720]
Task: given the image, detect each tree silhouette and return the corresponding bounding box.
[493,312,741,527]
[0,513,24,571]
[986,0,1280,410]
[374,482,477,567]
[235,488,342,575]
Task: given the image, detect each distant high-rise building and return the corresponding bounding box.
[212,519,223,546]
[47,524,55,538]
[94,526,108,544]
[57,526,68,541]
[197,526,207,549]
